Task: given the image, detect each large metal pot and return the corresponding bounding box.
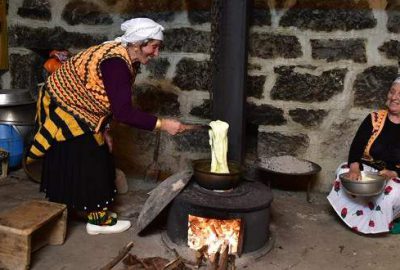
[0,89,36,144]
[192,159,242,190]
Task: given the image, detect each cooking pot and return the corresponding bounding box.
[0,89,36,144]
[0,89,36,106]
[192,159,242,190]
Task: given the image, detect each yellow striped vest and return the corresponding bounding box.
[26,42,133,163]
[46,42,133,132]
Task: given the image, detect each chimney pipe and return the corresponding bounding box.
[210,0,249,163]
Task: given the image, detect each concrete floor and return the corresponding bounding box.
[0,169,399,270]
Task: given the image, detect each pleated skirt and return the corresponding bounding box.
[40,134,117,211]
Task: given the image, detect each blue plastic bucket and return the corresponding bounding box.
[0,124,23,168]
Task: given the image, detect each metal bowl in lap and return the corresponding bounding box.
[192,159,242,190]
[339,172,386,196]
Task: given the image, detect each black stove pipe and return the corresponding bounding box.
[211,0,249,163]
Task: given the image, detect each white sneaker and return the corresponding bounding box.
[86,220,131,235]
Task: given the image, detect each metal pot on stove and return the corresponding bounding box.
[192,159,242,190]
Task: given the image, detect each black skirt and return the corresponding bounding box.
[40,134,117,211]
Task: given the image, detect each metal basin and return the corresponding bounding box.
[339,172,386,196]
[192,159,242,190]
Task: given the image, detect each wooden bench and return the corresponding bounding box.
[0,200,67,270]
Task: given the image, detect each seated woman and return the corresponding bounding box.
[327,77,400,234]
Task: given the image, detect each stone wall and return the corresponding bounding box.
[2,0,399,191]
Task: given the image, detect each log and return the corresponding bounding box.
[163,257,184,270]
[195,245,208,268]
[217,243,229,270]
[207,251,220,270]
[228,255,236,270]
[100,241,134,270]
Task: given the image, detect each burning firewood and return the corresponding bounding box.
[207,245,221,270]
[217,242,229,270]
[195,245,208,268]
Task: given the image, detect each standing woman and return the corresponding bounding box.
[327,77,400,234]
[26,18,186,235]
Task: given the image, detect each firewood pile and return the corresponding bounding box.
[122,254,190,270]
[99,241,238,270]
[195,243,236,270]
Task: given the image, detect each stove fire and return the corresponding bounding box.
[188,215,242,268]
[188,215,242,256]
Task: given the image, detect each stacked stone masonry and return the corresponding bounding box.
[2,0,400,191]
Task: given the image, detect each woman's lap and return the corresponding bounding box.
[327,163,400,234]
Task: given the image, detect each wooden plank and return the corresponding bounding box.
[0,231,30,270]
[0,0,7,70]
[0,200,66,235]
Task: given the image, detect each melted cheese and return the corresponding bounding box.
[209,120,229,173]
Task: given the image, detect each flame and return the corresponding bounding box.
[188,215,241,256]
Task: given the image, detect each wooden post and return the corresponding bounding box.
[0,0,8,70]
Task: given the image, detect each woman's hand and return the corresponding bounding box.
[348,162,361,181]
[160,118,185,135]
[379,169,398,180]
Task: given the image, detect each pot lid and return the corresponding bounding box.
[0,89,36,106]
[135,170,193,235]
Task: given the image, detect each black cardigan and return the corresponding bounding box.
[348,114,400,175]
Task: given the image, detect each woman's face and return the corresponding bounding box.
[386,83,400,115]
[128,40,161,65]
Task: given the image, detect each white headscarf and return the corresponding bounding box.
[114,18,164,46]
[393,76,400,85]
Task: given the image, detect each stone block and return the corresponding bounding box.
[247,75,266,98]
[186,0,211,25]
[120,0,182,22]
[353,66,398,108]
[378,40,400,60]
[311,39,367,63]
[247,102,286,126]
[173,58,210,91]
[271,66,347,102]
[62,0,113,25]
[164,28,210,53]
[251,7,271,26]
[146,58,170,79]
[257,132,309,158]
[387,9,400,33]
[134,83,181,117]
[289,109,328,127]
[173,129,210,152]
[249,33,302,59]
[17,0,51,21]
[279,0,376,31]
[10,53,43,92]
[9,25,107,49]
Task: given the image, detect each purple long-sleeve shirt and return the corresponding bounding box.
[100,58,157,131]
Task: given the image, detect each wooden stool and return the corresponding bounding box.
[0,200,67,270]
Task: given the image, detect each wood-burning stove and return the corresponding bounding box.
[165,179,273,254]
